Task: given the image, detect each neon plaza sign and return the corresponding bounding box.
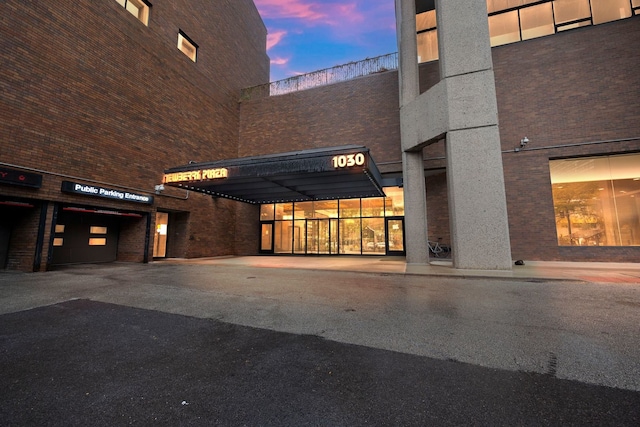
[162,168,228,184]
[162,151,368,185]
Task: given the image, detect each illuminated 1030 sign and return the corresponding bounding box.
[331,153,366,169]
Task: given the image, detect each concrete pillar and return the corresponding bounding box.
[446,127,512,270]
[437,0,512,270]
[402,151,429,264]
[396,0,429,264]
[395,0,420,105]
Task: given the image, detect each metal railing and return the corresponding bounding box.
[241,52,398,101]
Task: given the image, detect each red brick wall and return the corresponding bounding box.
[493,17,640,261]
[239,71,403,170]
[0,0,268,270]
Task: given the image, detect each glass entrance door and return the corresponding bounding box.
[306,219,336,254]
[385,217,405,255]
[260,222,274,253]
[153,212,169,258]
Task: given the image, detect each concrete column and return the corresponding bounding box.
[396,0,429,265]
[395,0,420,106]
[402,151,429,264]
[446,127,512,270]
[437,0,512,270]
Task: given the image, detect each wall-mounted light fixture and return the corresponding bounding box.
[154,184,165,194]
[515,137,529,152]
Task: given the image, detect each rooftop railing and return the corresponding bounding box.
[241,52,398,101]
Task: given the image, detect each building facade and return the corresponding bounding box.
[1,0,638,272]
[1,0,268,271]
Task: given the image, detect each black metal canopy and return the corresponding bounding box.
[162,145,385,204]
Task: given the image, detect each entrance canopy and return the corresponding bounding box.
[162,145,385,204]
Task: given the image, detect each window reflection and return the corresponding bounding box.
[553,0,591,24]
[416,0,635,63]
[550,154,640,246]
[417,30,439,63]
[590,0,631,24]
[487,0,542,14]
[416,10,436,31]
[520,3,555,40]
[489,11,521,46]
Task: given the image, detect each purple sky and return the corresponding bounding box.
[253,0,398,82]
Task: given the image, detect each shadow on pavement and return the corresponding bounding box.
[1,299,638,426]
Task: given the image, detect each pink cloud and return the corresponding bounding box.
[254,0,365,26]
[254,0,327,21]
[270,57,289,66]
[267,30,287,50]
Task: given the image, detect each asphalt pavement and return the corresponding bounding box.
[1,257,639,425]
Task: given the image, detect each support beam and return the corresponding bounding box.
[396,0,512,270]
[436,0,512,270]
[396,0,430,265]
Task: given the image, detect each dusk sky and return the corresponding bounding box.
[253,0,399,82]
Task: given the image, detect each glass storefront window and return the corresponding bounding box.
[590,0,631,24]
[292,200,338,219]
[275,203,293,220]
[361,197,385,218]
[314,200,338,218]
[294,201,313,220]
[384,186,405,216]
[520,3,555,40]
[339,218,362,254]
[260,204,275,221]
[293,220,306,253]
[339,199,361,218]
[362,218,385,254]
[550,154,640,246]
[489,11,521,46]
[262,188,404,255]
[274,220,293,253]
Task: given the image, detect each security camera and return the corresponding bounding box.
[520,137,529,147]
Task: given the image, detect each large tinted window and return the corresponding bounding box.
[549,154,640,246]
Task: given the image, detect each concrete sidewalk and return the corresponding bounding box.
[158,255,640,283]
[2,257,639,394]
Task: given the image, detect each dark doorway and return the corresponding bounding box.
[0,223,10,269]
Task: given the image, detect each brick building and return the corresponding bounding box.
[1,0,268,271]
[1,1,639,271]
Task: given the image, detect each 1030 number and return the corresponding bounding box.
[332,153,365,168]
